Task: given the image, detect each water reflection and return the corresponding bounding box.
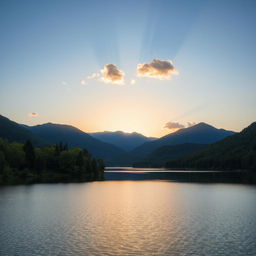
[0,180,256,255]
[105,167,256,184]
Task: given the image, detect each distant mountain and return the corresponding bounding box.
[90,131,156,151]
[133,143,206,168]
[166,122,256,171]
[26,123,125,164]
[0,115,44,146]
[131,123,235,158]
[0,115,239,167]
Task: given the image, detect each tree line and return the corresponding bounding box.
[0,139,104,185]
[166,124,256,172]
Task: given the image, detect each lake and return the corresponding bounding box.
[1,168,256,256]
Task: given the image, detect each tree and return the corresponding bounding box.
[0,151,6,174]
[76,151,84,170]
[23,140,35,169]
[0,140,105,185]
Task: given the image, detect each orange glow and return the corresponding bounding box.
[71,94,175,138]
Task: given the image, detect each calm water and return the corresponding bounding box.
[1,168,256,256]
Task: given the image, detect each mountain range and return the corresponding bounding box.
[166,122,256,171]
[0,114,237,166]
[90,131,156,151]
[0,115,45,146]
[0,115,123,165]
[25,123,125,164]
[130,122,235,159]
[133,143,207,168]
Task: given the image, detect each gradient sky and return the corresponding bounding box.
[0,0,256,137]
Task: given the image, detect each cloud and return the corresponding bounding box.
[87,64,125,85]
[137,59,178,80]
[28,112,39,117]
[164,122,185,130]
[100,64,125,85]
[87,72,100,79]
[164,121,197,131]
[187,122,197,127]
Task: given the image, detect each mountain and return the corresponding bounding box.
[131,123,235,158]
[90,131,156,151]
[166,122,256,171]
[0,115,44,146]
[0,115,238,167]
[26,123,125,164]
[133,143,206,168]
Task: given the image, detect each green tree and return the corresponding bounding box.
[76,151,84,170]
[23,140,35,169]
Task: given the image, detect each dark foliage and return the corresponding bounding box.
[133,143,206,167]
[166,122,256,172]
[131,122,235,158]
[26,123,125,164]
[0,139,104,185]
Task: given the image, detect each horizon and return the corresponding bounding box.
[1,0,256,137]
[2,113,244,139]
[1,1,256,254]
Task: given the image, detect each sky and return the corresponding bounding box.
[0,0,256,137]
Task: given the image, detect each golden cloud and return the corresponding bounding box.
[187,122,197,127]
[137,59,178,80]
[28,112,39,117]
[164,121,184,130]
[100,64,125,85]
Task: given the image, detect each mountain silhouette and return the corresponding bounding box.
[0,114,237,167]
[131,122,235,158]
[26,123,125,164]
[166,122,256,171]
[0,115,44,146]
[90,131,156,151]
[133,143,206,168]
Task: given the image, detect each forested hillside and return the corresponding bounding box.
[131,123,235,158]
[0,115,45,146]
[133,143,206,167]
[166,122,256,171]
[0,139,104,185]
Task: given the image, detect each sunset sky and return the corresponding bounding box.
[1,0,256,137]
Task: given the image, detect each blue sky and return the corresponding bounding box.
[0,0,256,137]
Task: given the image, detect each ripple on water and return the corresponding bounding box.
[0,181,256,256]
